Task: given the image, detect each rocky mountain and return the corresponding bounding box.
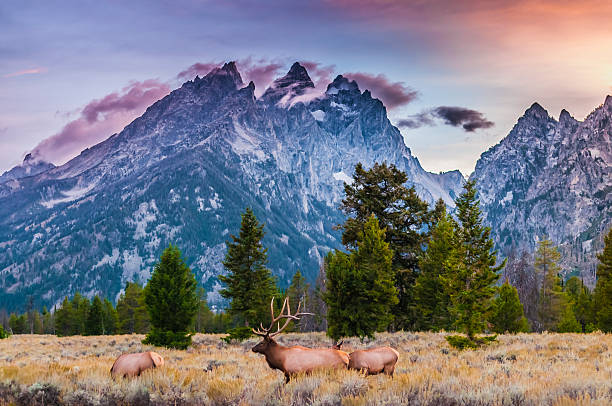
[0,62,464,311]
[472,97,612,286]
[0,153,55,184]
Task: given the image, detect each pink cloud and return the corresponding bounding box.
[3,67,48,78]
[300,61,336,86]
[32,80,170,164]
[343,72,417,109]
[176,62,221,81]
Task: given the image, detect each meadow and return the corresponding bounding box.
[1,332,611,405]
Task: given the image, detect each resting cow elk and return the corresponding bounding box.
[251,297,349,383]
[110,351,164,378]
[333,342,399,377]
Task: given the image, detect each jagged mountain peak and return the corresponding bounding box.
[0,153,55,184]
[195,61,244,90]
[523,102,550,120]
[327,75,360,95]
[604,95,612,110]
[261,62,315,105]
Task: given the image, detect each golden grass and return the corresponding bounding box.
[1,332,611,405]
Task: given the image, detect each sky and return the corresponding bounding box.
[1,0,611,176]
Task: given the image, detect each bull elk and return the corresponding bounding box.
[333,341,399,377]
[251,297,349,383]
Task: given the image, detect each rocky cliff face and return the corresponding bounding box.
[0,62,464,311]
[472,97,612,285]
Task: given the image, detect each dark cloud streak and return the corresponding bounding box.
[397,106,494,132]
[344,72,418,109]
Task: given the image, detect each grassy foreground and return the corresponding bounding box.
[0,332,611,405]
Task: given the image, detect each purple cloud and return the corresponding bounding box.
[396,106,494,132]
[32,80,170,164]
[343,72,418,109]
[176,62,221,81]
[432,106,494,132]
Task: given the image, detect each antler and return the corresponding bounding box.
[251,297,313,337]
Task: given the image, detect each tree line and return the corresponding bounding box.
[1,162,611,349]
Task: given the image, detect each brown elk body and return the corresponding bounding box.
[110,351,164,378]
[251,298,349,383]
[347,347,399,376]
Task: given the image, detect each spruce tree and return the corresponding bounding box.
[535,239,565,331]
[143,244,199,349]
[117,282,150,334]
[325,215,398,340]
[490,281,529,333]
[86,296,105,335]
[442,180,503,341]
[54,297,73,336]
[413,211,456,331]
[564,277,593,332]
[594,228,612,332]
[339,162,430,329]
[557,304,582,333]
[219,208,277,327]
[102,298,118,335]
[70,293,90,335]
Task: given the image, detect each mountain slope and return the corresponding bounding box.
[0,62,464,311]
[472,97,612,285]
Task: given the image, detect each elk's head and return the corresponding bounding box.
[331,340,344,350]
[251,297,311,354]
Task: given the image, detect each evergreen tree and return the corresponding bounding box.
[339,162,430,329]
[9,313,27,334]
[86,296,105,335]
[490,280,529,333]
[442,180,503,340]
[557,304,582,333]
[413,211,456,331]
[143,244,198,349]
[117,282,150,334]
[70,293,90,335]
[564,277,593,332]
[31,311,43,334]
[42,307,54,334]
[535,239,565,331]
[102,299,118,335]
[325,215,398,340]
[219,208,277,327]
[594,228,612,332]
[54,297,73,336]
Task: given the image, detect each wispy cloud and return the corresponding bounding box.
[31,80,170,164]
[343,72,417,109]
[3,67,47,78]
[397,106,494,132]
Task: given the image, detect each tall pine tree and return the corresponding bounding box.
[594,228,612,332]
[339,162,429,329]
[116,282,150,334]
[442,180,503,341]
[143,244,198,349]
[286,270,310,332]
[86,296,105,335]
[219,208,277,327]
[325,215,398,340]
[490,280,529,333]
[413,210,456,331]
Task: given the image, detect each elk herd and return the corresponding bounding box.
[110,297,399,383]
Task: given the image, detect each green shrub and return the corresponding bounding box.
[142,328,193,350]
[0,325,9,339]
[446,334,497,350]
[220,326,252,344]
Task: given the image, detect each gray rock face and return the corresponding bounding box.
[0,62,464,311]
[472,98,612,286]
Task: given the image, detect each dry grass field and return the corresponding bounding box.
[1,332,612,405]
